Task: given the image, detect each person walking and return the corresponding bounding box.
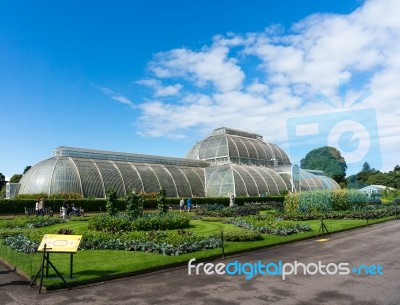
[36,198,45,216]
[186,197,192,212]
[179,198,185,212]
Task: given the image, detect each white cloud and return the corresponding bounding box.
[133,0,400,173]
[148,39,245,92]
[136,79,183,97]
[97,86,135,109]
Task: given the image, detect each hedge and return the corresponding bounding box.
[284,190,369,213]
[0,196,285,214]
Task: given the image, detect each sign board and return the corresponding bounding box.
[38,234,82,253]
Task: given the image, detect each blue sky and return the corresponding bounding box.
[1,0,399,179]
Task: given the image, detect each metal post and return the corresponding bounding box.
[70,253,73,279]
[45,252,50,278]
[221,230,225,259]
[39,244,47,294]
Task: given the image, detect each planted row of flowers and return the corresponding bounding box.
[226,215,312,236]
[88,213,191,232]
[283,207,399,221]
[0,216,64,229]
[4,230,222,256]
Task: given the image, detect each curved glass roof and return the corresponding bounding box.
[186,127,291,167]
[205,164,291,197]
[17,128,340,199]
[19,156,205,198]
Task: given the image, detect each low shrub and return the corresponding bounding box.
[196,205,259,217]
[284,190,370,214]
[79,230,221,256]
[4,234,39,253]
[57,228,74,235]
[226,216,312,236]
[88,213,191,232]
[222,231,263,242]
[283,207,398,221]
[3,230,222,256]
[0,216,63,229]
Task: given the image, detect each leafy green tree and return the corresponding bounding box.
[23,166,31,174]
[157,188,168,214]
[105,188,118,216]
[125,191,144,218]
[0,173,5,189]
[300,146,347,185]
[9,174,23,183]
[361,162,372,172]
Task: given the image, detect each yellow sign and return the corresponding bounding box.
[38,234,82,253]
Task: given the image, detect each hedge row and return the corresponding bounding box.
[284,190,369,213]
[0,196,285,214]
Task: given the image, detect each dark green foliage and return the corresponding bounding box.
[79,230,222,256]
[347,164,400,190]
[196,205,260,217]
[9,174,23,183]
[106,188,118,216]
[0,173,5,189]
[125,191,144,218]
[222,231,263,242]
[0,216,63,229]
[88,213,191,232]
[4,234,39,253]
[300,146,347,184]
[57,228,74,235]
[157,188,168,214]
[226,216,312,236]
[283,206,398,221]
[284,190,369,213]
[0,196,286,214]
[4,230,222,256]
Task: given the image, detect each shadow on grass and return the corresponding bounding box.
[73,269,119,277]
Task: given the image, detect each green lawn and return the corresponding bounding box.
[0,214,396,289]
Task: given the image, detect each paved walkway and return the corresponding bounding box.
[1,220,399,305]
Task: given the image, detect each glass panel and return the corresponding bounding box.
[73,159,105,198]
[50,157,81,195]
[95,161,125,197]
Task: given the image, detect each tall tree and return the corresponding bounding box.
[300,146,347,184]
[9,174,23,183]
[23,166,31,174]
[0,173,5,188]
[361,162,372,172]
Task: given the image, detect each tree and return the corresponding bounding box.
[0,173,5,189]
[105,188,118,216]
[361,162,372,172]
[23,166,32,174]
[300,146,347,184]
[157,188,168,214]
[125,191,144,218]
[9,174,23,183]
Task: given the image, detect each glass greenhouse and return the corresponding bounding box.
[16,127,340,198]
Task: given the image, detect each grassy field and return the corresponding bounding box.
[0,214,396,289]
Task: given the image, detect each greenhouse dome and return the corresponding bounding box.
[16,127,340,199]
[186,127,291,167]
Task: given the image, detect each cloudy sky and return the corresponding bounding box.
[1,0,399,178]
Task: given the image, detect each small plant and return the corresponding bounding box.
[223,231,263,242]
[57,228,74,235]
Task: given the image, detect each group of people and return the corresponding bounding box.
[61,200,80,219]
[179,197,192,212]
